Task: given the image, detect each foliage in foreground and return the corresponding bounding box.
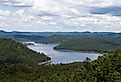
[0,49,121,82]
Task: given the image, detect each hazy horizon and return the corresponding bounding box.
[1,29,121,33]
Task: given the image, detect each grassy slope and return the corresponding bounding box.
[0,38,50,64]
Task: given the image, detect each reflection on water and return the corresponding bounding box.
[28,42,100,64]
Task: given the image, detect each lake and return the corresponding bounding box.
[27,42,100,64]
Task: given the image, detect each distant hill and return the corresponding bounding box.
[54,35,121,53]
[1,30,120,37]
[36,35,79,43]
[13,35,45,41]
[0,30,45,41]
[37,34,121,53]
[1,30,121,52]
[0,38,50,64]
[0,30,6,33]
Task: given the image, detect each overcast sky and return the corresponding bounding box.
[0,0,121,32]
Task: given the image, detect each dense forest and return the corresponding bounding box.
[0,49,121,82]
[0,38,50,64]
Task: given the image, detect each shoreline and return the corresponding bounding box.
[35,42,112,54]
[54,48,101,54]
[33,42,102,54]
[53,45,113,54]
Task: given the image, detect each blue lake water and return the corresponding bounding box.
[28,43,100,64]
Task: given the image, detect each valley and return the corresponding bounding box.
[0,31,121,82]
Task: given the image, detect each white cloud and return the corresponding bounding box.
[0,10,10,16]
[0,0,121,32]
[15,10,24,17]
[41,16,53,21]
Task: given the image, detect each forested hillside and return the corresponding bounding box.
[37,34,121,53]
[0,49,121,82]
[0,38,50,64]
[36,35,79,43]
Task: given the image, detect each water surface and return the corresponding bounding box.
[28,42,100,64]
